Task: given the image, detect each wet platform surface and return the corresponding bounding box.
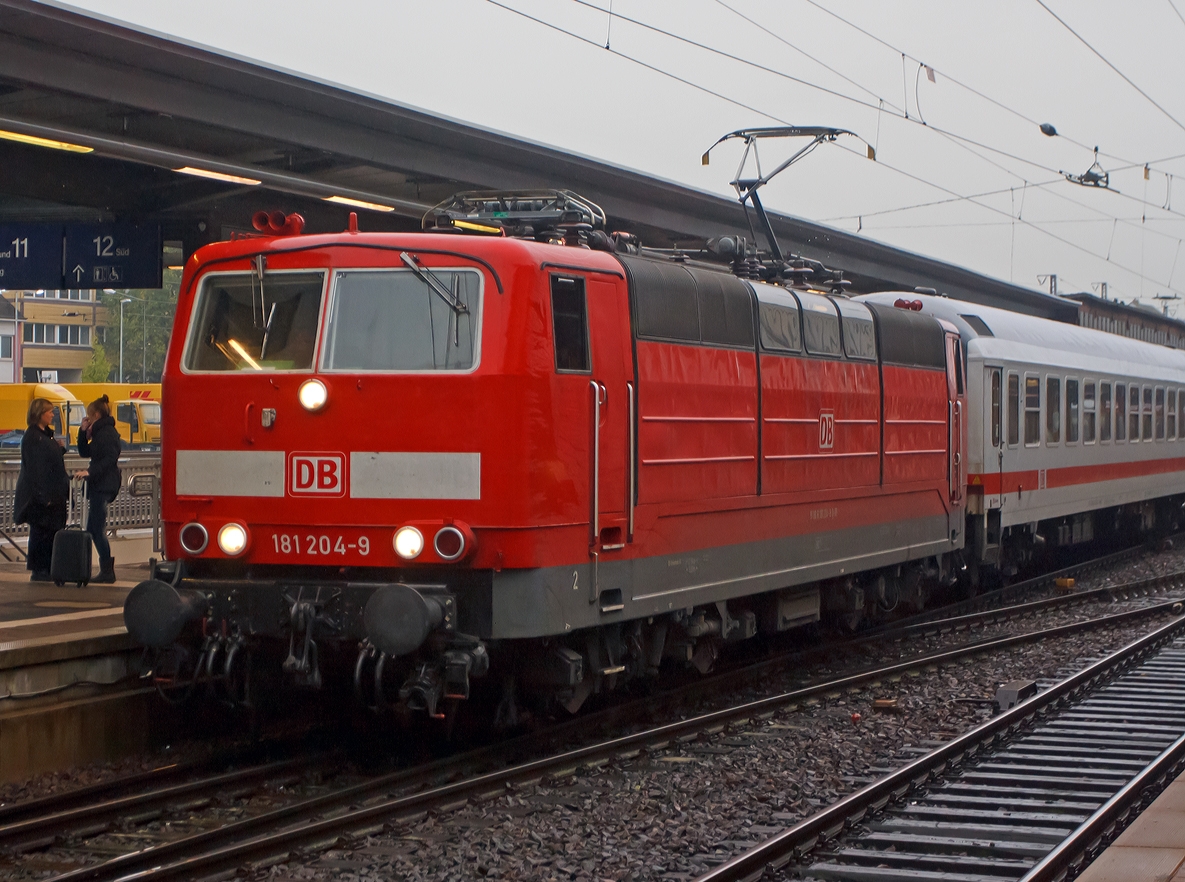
[0,534,152,658]
[1078,770,1185,882]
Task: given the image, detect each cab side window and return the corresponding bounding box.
[551,276,590,373]
[117,403,135,424]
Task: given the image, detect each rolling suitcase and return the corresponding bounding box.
[51,483,93,587]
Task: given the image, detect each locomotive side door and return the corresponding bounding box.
[945,331,965,506]
[550,272,633,608]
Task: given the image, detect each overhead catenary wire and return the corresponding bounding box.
[577,0,1185,231]
[1035,0,1185,136]
[482,0,1184,296]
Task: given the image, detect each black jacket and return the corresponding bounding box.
[77,415,122,498]
[14,425,69,527]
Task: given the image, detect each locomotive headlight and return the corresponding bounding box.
[393,526,424,560]
[298,378,328,411]
[217,522,249,556]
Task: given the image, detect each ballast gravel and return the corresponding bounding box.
[270,611,1181,882]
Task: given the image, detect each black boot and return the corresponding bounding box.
[92,556,116,584]
[30,570,51,582]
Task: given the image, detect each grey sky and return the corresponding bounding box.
[60,0,1185,311]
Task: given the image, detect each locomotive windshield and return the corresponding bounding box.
[321,268,481,371]
[184,271,325,371]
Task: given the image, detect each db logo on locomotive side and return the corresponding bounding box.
[819,411,835,450]
[288,452,346,496]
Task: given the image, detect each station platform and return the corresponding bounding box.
[1078,770,1185,882]
[0,533,163,782]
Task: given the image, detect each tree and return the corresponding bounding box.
[98,268,181,382]
[81,342,113,382]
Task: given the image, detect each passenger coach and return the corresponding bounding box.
[861,293,1185,580]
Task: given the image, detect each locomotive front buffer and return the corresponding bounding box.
[125,567,490,717]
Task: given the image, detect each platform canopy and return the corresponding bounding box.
[0,0,1075,320]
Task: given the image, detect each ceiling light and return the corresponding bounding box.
[0,128,93,153]
[324,195,395,212]
[174,166,262,186]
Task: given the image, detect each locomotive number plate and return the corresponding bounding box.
[268,530,372,560]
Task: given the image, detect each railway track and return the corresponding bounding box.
[696,611,1185,882]
[8,588,1181,882]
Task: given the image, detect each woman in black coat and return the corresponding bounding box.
[76,395,122,584]
[14,398,69,581]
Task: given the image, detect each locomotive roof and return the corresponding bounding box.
[859,292,1185,379]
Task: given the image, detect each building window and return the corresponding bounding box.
[22,323,90,346]
[0,335,11,359]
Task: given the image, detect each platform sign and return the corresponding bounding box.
[0,224,64,289]
[63,223,161,289]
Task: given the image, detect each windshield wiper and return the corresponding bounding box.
[400,252,469,318]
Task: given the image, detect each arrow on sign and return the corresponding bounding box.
[72,265,84,282]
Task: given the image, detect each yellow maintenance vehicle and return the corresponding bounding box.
[64,383,161,449]
[0,383,86,443]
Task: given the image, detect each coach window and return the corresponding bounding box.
[1024,374,1041,446]
[1066,378,1079,443]
[1155,387,1166,440]
[1007,372,1020,446]
[1169,389,1178,440]
[799,292,842,357]
[1083,381,1096,443]
[551,276,590,372]
[1115,383,1126,441]
[1142,385,1153,441]
[1128,384,1141,440]
[990,369,1001,448]
[1046,376,1061,444]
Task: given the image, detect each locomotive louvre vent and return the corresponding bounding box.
[865,303,946,369]
[620,256,754,348]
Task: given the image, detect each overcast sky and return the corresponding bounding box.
[60,0,1185,312]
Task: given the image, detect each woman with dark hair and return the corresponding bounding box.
[76,394,122,584]
[14,397,70,581]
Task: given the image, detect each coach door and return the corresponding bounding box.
[945,331,965,505]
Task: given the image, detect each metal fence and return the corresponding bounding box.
[0,453,162,559]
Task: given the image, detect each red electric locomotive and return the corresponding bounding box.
[126,192,966,717]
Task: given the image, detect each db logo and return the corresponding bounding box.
[288,452,346,496]
[819,411,835,450]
